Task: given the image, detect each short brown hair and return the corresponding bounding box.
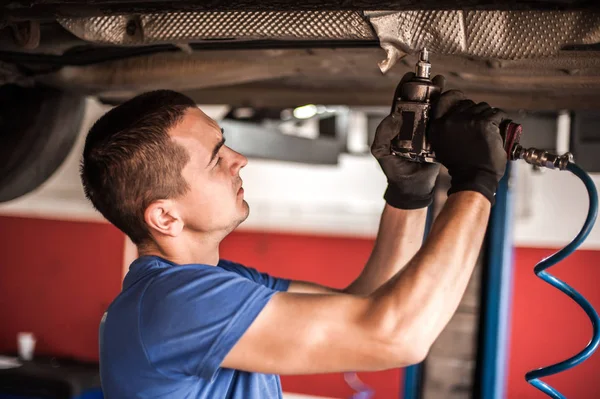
[80,90,196,245]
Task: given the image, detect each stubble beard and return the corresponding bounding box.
[226,200,250,235]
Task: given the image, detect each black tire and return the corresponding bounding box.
[0,84,85,203]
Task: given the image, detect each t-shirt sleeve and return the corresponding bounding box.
[139,266,278,380]
[218,259,290,292]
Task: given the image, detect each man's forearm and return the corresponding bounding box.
[344,204,428,296]
[369,191,490,353]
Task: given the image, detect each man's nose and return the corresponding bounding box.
[231,150,248,173]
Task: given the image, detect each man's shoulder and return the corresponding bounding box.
[145,262,240,296]
[218,259,290,292]
[123,257,277,318]
[217,258,247,274]
[217,259,263,283]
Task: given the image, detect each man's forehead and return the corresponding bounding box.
[169,107,222,143]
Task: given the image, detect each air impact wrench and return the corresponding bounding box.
[390,49,573,170]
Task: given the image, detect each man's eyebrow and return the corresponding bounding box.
[207,129,225,167]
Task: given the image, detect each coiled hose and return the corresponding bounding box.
[346,163,598,399]
[525,162,600,398]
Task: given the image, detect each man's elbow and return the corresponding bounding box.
[365,299,432,368]
[401,341,430,366]
[386,334,430,368]
[369,329,431,370]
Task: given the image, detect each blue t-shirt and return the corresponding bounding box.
[100,255,290,398]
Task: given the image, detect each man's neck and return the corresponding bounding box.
[138,234,221,266]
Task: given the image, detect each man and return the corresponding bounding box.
[81,73,507,398]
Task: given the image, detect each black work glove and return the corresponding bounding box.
[371,72,445,210]
[429,91,508,205]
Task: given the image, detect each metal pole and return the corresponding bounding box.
[478,164,515,399]
[402,364,423,399]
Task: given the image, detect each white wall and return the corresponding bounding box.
[1,98,599,249]
[513,161,600,249]
[0,99,388,237]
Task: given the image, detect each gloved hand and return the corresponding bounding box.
[371,72,445,210]
[429,91,508,204]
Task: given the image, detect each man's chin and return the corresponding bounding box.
[234,200,250,228]
[240,200,250,221]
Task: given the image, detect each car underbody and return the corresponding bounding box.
[1,1,600,110]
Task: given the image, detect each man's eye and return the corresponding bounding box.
[214,157,221,166]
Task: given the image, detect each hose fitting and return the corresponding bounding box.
[511,145,574,171]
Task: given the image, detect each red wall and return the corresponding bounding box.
[220,230,402,399]
[509,247,600,398]
[2,214,599,398]
[0,215,124,361]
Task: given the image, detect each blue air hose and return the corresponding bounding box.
[524,162,600,398]
[344,162,597,399]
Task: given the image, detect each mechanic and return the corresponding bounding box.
[80,73,507,398]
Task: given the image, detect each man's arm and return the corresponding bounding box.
[346,205,428,295]
[290,74,444,296]
[288,205,428,296]
[220,91,508,375]
[222,191,490,375]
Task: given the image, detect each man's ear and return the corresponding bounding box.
[144,200,184,238]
